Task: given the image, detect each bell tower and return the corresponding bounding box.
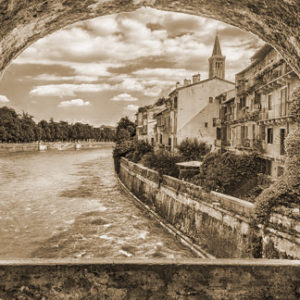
[209,34,225,79]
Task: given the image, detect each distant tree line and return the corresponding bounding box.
[0,106,115,143]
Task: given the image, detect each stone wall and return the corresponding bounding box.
[0,259,299,299]
[119,158,300,259]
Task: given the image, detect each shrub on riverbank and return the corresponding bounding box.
[113,139,136,173]
[190,151,265,200]
[113,140,153,173]
[126,140,153,163]
[178,138,210,161]
[140,150,183,177]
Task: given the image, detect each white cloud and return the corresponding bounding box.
[30,83,112,97]
[0,95,10,103]
[58,99,90,108]
[144,86,163,97]
[111,93,138,102]
[31,74,99,82]
[126,104,139,111]
[133,68,189,77]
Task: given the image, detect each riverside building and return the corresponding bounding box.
[215,44,300,177]
[156,34,234,151]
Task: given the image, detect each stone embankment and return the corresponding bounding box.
[0,141,114,153]
[119,158,300,259]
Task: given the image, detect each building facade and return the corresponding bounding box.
[215,44,300,177]
[136,104,166,146]
[163,35,234,151]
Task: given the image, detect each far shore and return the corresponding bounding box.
[0,141,115,153]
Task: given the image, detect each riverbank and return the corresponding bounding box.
[0,141,115,153]
[119,157,300,259]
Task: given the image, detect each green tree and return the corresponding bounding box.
[178,138,210,161]
[115,117,136,143]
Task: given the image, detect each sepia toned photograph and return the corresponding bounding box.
[0,0,299,299]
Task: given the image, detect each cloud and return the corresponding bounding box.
[111,93,138,102]
[58,99,90,108]
[0,95,10,103]
[132,68,191,79]
[32,74,99,82]
[30,83,112,96]
[4,8,264,126]
[125,104,139,111]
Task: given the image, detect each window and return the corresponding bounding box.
[151,137,154,146]
[241,126,248,140]
[267,128,273,144]
[254,92,261,104]
[216,62,222,69]
[277,166,284,177]
[213,118,216,127]
[174,96,178,109]
[205,122,208,128]
[168,137,172,146]
[216,128,221,140]
[252,124,255,140]
[280,87,287,116]
[267,94,272,110]
[265,160,272,176]
[209,97,213,103]
[160,134,162,144]
[239,97,246,109]
[260,125,266,140]
[280,128,286,155]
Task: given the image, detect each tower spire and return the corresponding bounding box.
[209,34,226,79]
[212,33,222,56]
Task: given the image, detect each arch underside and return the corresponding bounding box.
[0,0,299,78]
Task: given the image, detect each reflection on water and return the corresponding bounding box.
[0,146,195,259]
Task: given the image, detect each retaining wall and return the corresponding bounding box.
[119,158,300,259]
[0,259,299,300]
[0,142,114,153]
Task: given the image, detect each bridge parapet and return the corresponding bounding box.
[0,259,299,299]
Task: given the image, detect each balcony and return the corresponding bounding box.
[259,110,271,120]
[236,138,255,151]
[257,71,296,95]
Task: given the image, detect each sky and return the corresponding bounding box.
[0,8,264,126]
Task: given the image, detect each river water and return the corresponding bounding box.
[0,145,195,259]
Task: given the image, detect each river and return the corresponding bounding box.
[0,145,195,259]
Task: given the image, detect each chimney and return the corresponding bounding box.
[176,81,181,89]
[192,74,201,84]
[184,79,191,86]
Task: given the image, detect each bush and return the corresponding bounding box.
[191,152,264,196]
[141,150,183,177]
[178,138,210,161]
[113,139,153,173]
[125,140,153,163]
[113,139,136,173]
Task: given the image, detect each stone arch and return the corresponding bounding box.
[0,0,299,78]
